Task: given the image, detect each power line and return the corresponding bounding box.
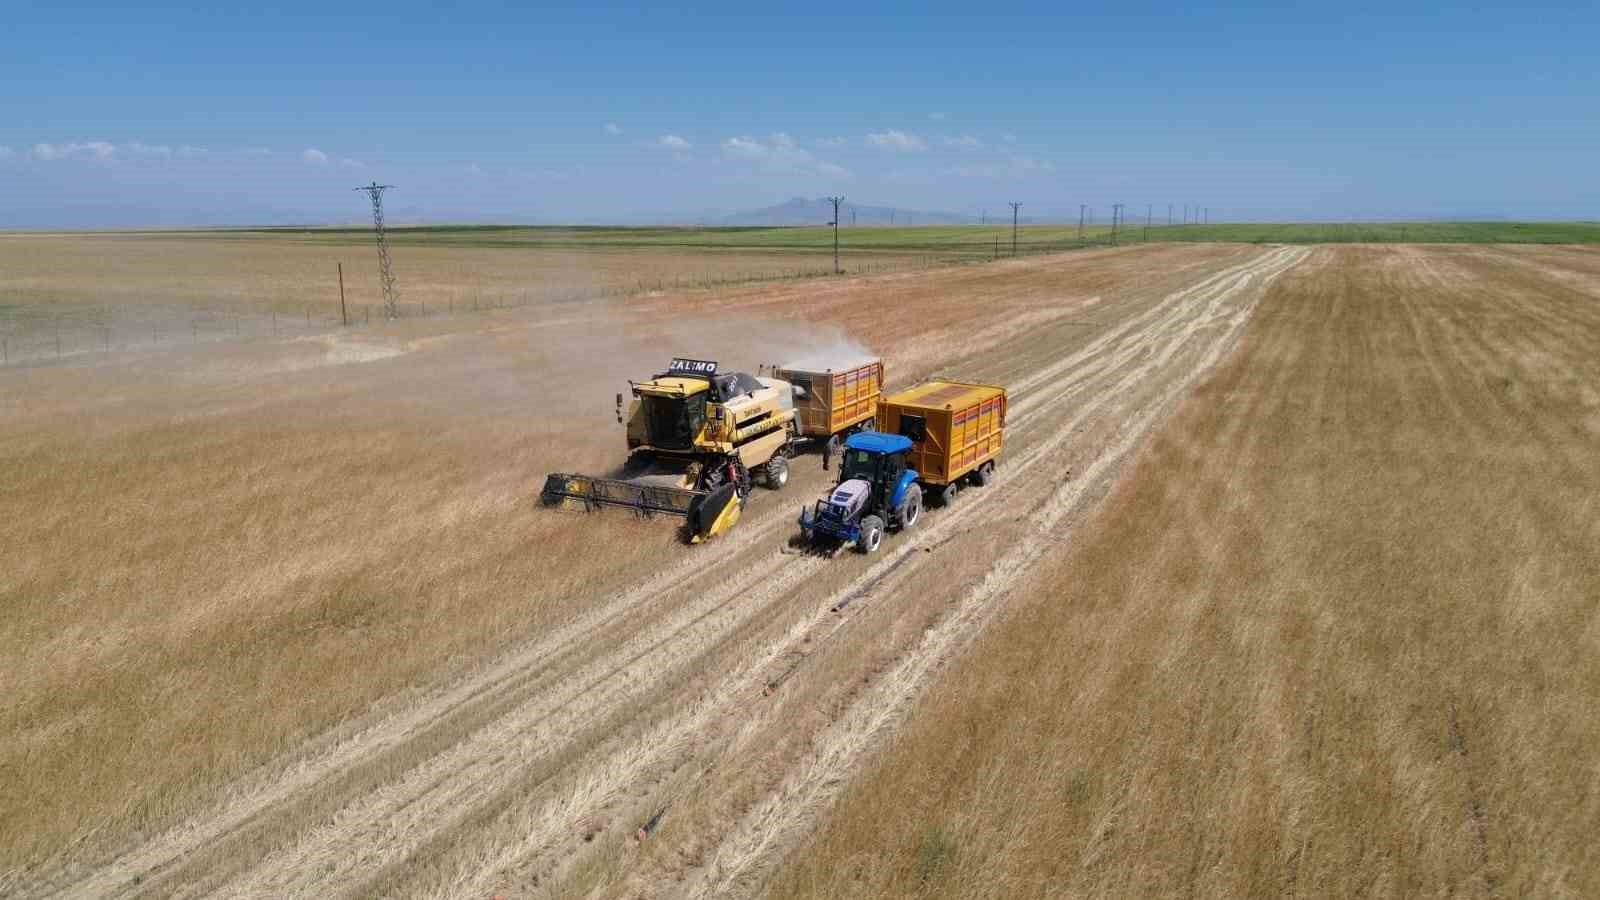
[353,182,399,318]
[825,196,845,274]
[1009,201,1022,256]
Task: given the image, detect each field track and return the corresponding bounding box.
[12,244,1310,898]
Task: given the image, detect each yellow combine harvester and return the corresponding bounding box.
[541,358,797,542]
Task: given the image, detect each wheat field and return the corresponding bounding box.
[4,237,1596,898]
[771,244,1600,898]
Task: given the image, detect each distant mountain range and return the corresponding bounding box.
[714,197,987,227]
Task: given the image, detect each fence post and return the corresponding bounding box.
[338,262,348,326]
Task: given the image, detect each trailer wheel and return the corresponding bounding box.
[764,456,789,490]
[897,484,922,530]
[856,515,884,553]
[971,461,994,487]
[936,482,960,507]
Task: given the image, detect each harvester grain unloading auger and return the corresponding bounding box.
[540,358,795,543]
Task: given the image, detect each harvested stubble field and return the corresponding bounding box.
[2,236,1596,898]
[773,244,1600,898]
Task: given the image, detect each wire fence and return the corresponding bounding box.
[0,256,961,367]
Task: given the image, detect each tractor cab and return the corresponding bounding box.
[837,431,910,511]
[799,431,924,553]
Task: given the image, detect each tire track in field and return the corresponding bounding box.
[202,252,1266,896]
[38,247,1283,899]
[688,246,1309,898]
[409,248,1306,898]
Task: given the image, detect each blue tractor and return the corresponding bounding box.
[797,432,923,553]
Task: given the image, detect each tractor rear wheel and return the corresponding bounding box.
[897,483,922,530]
[856,515,885,553]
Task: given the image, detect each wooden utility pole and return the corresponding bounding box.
[1078,204,1086,239]
[825,196,845,274]
[1009,201,1022,256]
[338,262,348,326]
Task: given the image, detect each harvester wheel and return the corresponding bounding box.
[897,484,922,530]
[937,482,960,507]
[971,461,994,487]
[764,456,789,490]
[856,515,885,554]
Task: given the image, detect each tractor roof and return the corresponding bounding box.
[844,432,913,455]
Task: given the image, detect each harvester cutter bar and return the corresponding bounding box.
[541,473,703,518]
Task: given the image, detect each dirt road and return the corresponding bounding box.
[11,244,1308,898]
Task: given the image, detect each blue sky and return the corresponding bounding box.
[2,1,1597,225]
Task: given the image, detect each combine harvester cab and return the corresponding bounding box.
[798,380,1007,553]
[542,358,797,543]
[768,356,884,452]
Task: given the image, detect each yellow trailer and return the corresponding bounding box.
[876,380,1007,504]
[771,357,883,440]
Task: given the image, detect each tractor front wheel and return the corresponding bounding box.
[856,515,885,554]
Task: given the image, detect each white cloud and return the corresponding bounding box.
[650,134,691,150]
[943,134,983,150]
[946,156,1056,179]
[718,133,849,179]
[813,136,847,149]
[1001,133,1018,144]
[32,141,117,162]
[929,111,947,121]
[338,157,364,169]
[0,146,14,161]
[244,147,273,156]
[302,148,329,165]
[604,122,623,135]
[511,165,583,181]
[177,145,208,157]
[127,141,172,158]
[865,130,927,152]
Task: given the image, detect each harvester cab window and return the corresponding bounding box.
[642,393,706,450]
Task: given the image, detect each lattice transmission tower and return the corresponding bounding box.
[354,182,399,318]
